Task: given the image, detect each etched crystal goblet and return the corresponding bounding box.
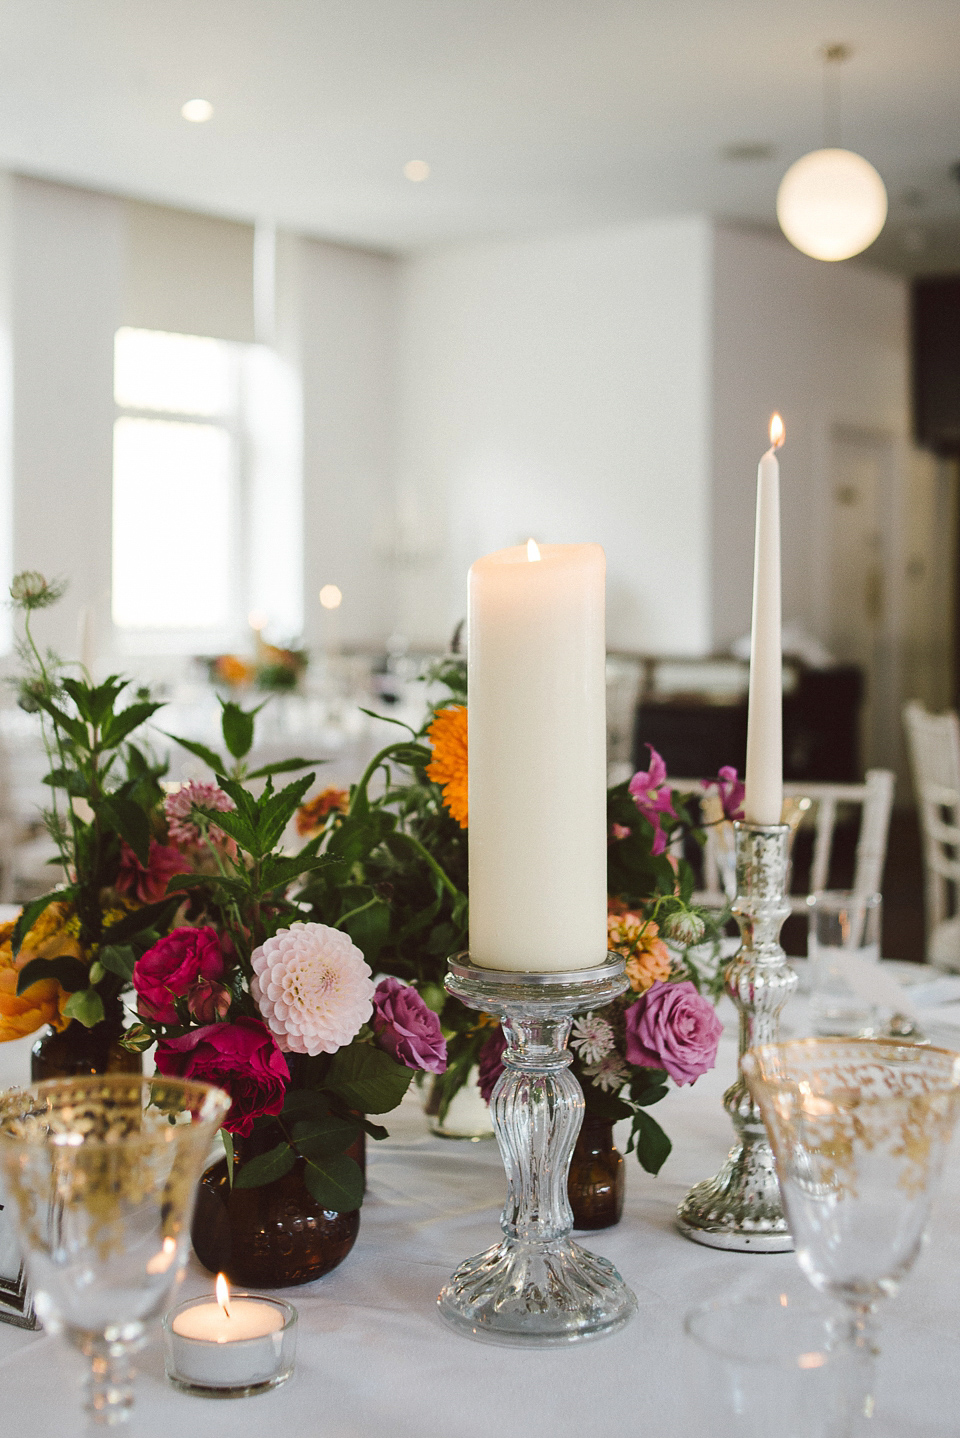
[0,1074,230,1426]
[742,1038,960,1409]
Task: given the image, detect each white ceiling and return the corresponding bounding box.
[1,0,959,268]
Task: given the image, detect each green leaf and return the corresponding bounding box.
[325,1043,414,1114]
[41,768,90,797]
[355,1115,389,1141]
[631,1109,672,1175]
[233,1141,296,1188]
[281,1089,331,1121]
[31,692,89,747]
[220,699,259,759]
[97,944,137,982]
[17,954,89,995]
[245,756,326,780]
[302,1154,364,1212]
[340,897,390,965]
[634,1085,669,1107]
[98,796,151,865]
[162,733,226,772]
[13,889,73,957]
[190,804,259,855]
[221,1129,235,1187]
[100,701,163,748]
[62,987,105,1027]
[101,897,181,944]
[292,1115,361,1160]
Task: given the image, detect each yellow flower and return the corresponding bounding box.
[0,918,71,1043]
[426,706,468,829]
[20,901,84,963]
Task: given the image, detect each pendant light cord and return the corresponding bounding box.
[821,42,851,149]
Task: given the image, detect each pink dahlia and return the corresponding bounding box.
[164,781,235,849]
[251,921,375,1056]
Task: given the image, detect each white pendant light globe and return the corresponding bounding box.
[777,147,887,261]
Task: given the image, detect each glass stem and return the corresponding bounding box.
[84,1338,136,1426]
[838,1305,878,1435]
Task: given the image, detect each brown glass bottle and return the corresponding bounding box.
[567,1115,626,1230]
[191,1123,365,1288]
[31,996,142,1081]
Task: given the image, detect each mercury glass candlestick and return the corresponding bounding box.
[437,956,637,1345]
[676,822,796,1251]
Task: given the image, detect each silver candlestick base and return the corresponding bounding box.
[437,955,638,1346]
[676,822,797,1252]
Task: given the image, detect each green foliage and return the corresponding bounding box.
[325,1043,414,1114]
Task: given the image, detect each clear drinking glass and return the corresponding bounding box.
[684,1293,872,1437]
[742,1038,960,1402]
[0,1074,230,1426]
[807,891,883,1036]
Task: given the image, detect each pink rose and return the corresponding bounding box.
[187,975,233,1023]
[371,977,447,1074]
[133,926,225,1024]
[624,980,722,1086]
[154,1018,289,1137]
[115,840,190,905]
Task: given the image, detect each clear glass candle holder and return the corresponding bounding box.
[162,1294,297,1397]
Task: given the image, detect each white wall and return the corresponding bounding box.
[396,218,715,652]
[298,238,399,651]
[12,176,123,662]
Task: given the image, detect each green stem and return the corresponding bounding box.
[23,608,75,880]
[333,896,379,931]
[390,830,460,900]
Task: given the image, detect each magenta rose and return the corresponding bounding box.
[477,1028,508,1103]
[624,980,722,1086]
[133,926,225,1024]
[154,1018,289,1136]
[115,839,190,905]
[371,977,447,1074]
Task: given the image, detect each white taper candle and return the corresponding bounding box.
[744,414,785,826]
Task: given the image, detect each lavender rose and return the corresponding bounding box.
[477,1028,508,1103]
[371,977,447,1074]
[624,980,722,1086]
[133,926,225,1024]
[154,1018,289,1137]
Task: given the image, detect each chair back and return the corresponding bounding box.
[904,700,960,795]
[915,781,960,970]
[672,770,895,915]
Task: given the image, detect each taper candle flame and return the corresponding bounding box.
[216,1272,231,1319]
[769,413,785,449]
[526,538,541,562]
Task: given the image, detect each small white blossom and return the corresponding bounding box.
[570,1012,615,1065]
[582,1053,630,1093]
[663,910,706,946]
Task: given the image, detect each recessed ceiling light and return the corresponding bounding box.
[319,585,343,610]
[403,160,430,182]
[181,99,213,124]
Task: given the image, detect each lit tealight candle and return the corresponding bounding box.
[163,1275,297,1396]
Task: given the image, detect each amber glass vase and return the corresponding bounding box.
[31,996,142,1081]
[567,1115,625,1230]
[191,1122,365,1288]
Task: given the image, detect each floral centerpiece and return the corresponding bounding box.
[1,574,175,1068]
[128,701,448,1219]
[294,659,739,1179]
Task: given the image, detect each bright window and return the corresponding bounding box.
[112,328,239,641]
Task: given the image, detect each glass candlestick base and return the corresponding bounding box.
[437,956,637,1346]
[676,822,797,1252]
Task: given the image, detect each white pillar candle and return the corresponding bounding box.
[744,414,785,826]
[467,541,608,972]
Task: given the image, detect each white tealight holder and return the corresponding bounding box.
[163,1290,297,1398]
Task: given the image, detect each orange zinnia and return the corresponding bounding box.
[296,787,349,836]
[0,918,71,1043]
[426,706,468,829]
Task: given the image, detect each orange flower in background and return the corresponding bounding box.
[426,706,468,829]
[0,917,71,1043]
[296,787,350,836]
[214,655,255,687]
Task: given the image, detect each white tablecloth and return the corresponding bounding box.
[1,989,958,1438]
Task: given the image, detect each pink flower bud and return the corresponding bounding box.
[186,976,232,1023]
